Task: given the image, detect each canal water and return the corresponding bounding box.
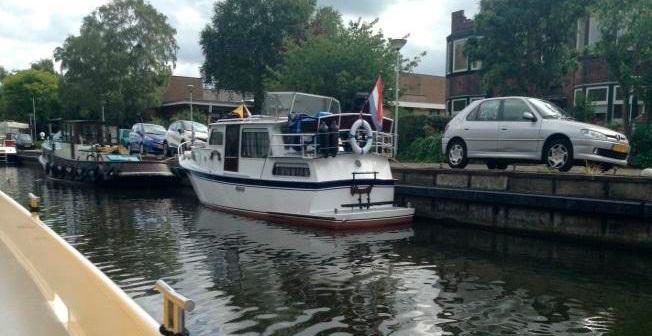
[2,165,652,336]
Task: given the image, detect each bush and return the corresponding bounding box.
[398,133,443,162]
[630,123,652,168]
[397,111,450,160]
[570,95,593,122]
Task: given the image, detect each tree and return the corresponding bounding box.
[0,66,7,84]
[54,0,178,125]
[200,0,315,113]
[0,69,60,128]
[466,0,592,97]
[30,59,56,74]
[594,0,652,132]
[265,16,423,112]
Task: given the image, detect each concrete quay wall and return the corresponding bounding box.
[394,168,652,247]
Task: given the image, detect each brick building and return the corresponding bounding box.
[154,76,252,123]
[444,10,646,123]
[396,72,446,116]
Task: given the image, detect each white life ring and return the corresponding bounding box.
[349,119,374,154]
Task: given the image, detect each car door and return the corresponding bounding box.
[463,99,500,157]
[498,98,542,159]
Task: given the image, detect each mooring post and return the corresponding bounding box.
[27,193,40,213]
[155,280,195,336]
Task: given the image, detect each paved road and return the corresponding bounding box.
[392,161,646,177]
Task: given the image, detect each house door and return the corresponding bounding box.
[224,124,240,172]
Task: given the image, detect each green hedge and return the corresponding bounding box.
[398,134,444,162]
[631,123,652,168]
[397,112,449,162]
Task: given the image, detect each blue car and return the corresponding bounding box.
[128,123,168,155]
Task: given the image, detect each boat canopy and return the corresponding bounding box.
[261,92,341,117]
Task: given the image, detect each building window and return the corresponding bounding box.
[453,39,468,72]
[576,18,588,52]
[446,41,452,74]
[588,17,602,47]
[586,86,608,114]
[613,86,624,120]
[209,130,223,146]
[241,128,269,158]
[574,88,583,105]
[273,163,310,177]
[451,98,467,114]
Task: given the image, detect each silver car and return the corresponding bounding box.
[442,97,630,172]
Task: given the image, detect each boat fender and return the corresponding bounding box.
[210,150,221,161]
[329,120,339,157]
[104,168,116,180]
[349,119,374,155]
[87,168,97,182]
[318,122,329,157]
[76,167,85,180]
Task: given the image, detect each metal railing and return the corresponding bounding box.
[270,129,394,159]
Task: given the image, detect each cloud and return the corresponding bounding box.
[0,0,480,77]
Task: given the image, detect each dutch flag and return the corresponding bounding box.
[368,76,384,129]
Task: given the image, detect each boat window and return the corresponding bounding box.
[209,130,223,146]
[241,128,269,158]
[272,163,310,177]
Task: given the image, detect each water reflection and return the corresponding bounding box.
[1,165,652,335]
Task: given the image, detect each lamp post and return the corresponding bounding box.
[32,96,36,140]
[188,84,194,143]
[100,93,108,123]
[389,37,407,157]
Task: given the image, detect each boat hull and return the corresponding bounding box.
[187,169,414,230]
[39,152,175,185]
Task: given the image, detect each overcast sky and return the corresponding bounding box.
[0,0,479,77]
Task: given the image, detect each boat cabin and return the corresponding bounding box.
[188,92,395,177]
[47,120,124,161]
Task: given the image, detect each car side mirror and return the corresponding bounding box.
[523,112,537,121]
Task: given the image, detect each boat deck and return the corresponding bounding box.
[0,241,67,336]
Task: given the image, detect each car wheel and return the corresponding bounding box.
[486,160,497,169]
[545,138,573,172]
[447,139,468,169]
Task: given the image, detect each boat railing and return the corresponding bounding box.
[270,129,394,159]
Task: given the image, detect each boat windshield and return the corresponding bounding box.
[262,92,341,117]
[143,124,166,135]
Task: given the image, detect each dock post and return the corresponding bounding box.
[155,280,195,336]
[27,193,40,213]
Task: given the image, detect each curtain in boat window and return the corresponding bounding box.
[241,129,269,158]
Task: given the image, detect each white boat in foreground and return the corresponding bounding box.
[180,92,414,229]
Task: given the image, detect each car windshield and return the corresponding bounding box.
[17,134,32,141]
[143,124,166,134]
[183,122,207,132]
[527,98,571,119]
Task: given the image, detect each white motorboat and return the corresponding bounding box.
[179,92,414,229]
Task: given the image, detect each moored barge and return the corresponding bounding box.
[40,120,174,184]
